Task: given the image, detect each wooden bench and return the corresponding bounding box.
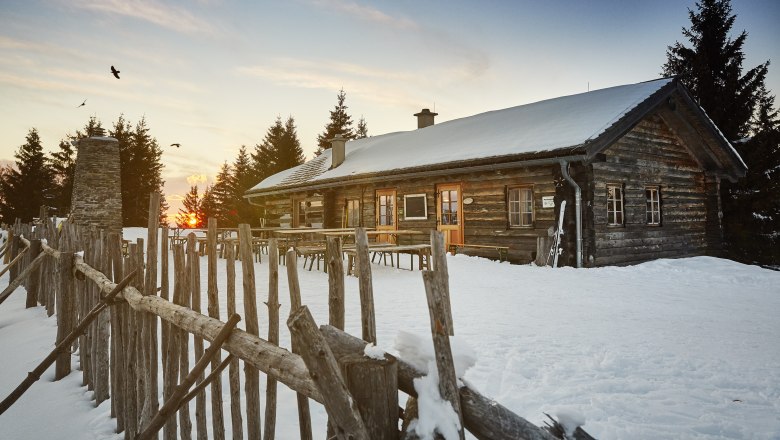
[345,244,431,275]
[448,243,509,262]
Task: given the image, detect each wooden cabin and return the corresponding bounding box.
[245,78,746,267]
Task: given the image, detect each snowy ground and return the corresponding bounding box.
[1,227,779,439]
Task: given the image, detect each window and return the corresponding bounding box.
[344,199,360,227]
[403,194,428,220]
[508,186,534,227]
[646,187,661,225]
[377,192,395,226]
[607,184,624,226]
[439,188,459,225]
[292,199,306,227]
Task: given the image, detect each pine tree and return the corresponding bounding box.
[112,115,167,226]
[0,128,55,223]
[230,146,258,225]
[356,116,368,139]
[663,0,777,265]
[211,162,234,225]
[252,117,286,183]
[200,184,218,224]
[662,0,768,140]
[176,185,201,228]
[280,116,305,170]
[48,139,76,217]
[315,89,355,155]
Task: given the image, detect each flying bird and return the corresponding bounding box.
[110,65,120,79]
[170,143,181,148]
[77,99,86,108]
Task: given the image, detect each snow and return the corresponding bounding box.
[363,343,386,361]
[410,362,463,440]
[1,227,780,439]
[251,78,673,192]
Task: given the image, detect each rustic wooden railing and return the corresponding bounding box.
[0,198,576,440]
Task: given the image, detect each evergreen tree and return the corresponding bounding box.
[211,162,234,225]
[230,146,258,225]
[722,87,780,264]
[176,185,201,228]
[280,116,305,170]
[662,0,768,140]
[48,139,76,217]
[356,116,368,139]
[252,117,285,183]
[315,89,355,155]
[663,0,777,265]
[200,184,218,224]
[0,128,55,223]
[112,116,168,226]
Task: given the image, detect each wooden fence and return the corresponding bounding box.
[0,199,572,440]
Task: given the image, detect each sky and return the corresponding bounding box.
[1,0,779,218]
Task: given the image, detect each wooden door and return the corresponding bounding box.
[436,183,463,248]
[375,189,397,243]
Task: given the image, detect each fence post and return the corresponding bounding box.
[238,223,262,440]
[25,239,41,308]
[430,231,453,336]
[355,228,376,344]
[326,237,345,331]
[143,192,161,429]
[186,233,208,440]
[224,244,244,440]
[94,234,111,406]
[339,353,399,440]
[422,271,465,440]
[55,252,75,380]
[264,237,280,440]
[206,218,226,440]
[285,248,313,440]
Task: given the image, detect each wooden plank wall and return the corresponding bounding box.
[587,114,710,266]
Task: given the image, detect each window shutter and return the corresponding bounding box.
[504,185,510,229]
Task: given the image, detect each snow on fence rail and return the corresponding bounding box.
[0,200,579,440]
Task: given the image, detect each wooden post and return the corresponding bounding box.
[264,238,280,440]
[174,243,193,440]
[224,244,244,440]
[137,314,241,440]
[207,218,226,440]
[287,306,369,440]
[354,228,376,344]
[536,237,551,267]
[187,233,208,440]
[163,244,185,440]
[430,231,454,336]
[326,237,345,330]
[0,240,27,281]
[285,248,313,440]
[238,223,262,440]
[421,271,464,439]
[143,192,161,427]
[9,234,19,281]
[107,232,126,431]
[25,239,41,308]
[94,235,111,406]
[55,252,75,380]
[160,225,170,377]
[339,354,399,440]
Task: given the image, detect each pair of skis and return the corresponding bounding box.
[546,200,566,267]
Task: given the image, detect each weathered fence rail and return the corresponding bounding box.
[0,199,578,440]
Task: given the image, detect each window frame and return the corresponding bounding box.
[507,185,535,228]
[645,186,662,226]
[403,194,428,220]
[344,198,360,228]
[606,183,624,227]
[376,190,396,227]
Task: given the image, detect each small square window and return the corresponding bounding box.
[607,184,624,226]
[344,199,360,227]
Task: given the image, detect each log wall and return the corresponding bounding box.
[586,114,712,266]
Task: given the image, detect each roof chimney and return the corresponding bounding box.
[329,133,347,168]
[414,108,438,129]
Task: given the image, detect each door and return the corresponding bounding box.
[436,183,463,248]
[375,189,397,243]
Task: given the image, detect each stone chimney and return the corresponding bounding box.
[330,134,347,169]
[414,108,438,129]
[70,127,123,233]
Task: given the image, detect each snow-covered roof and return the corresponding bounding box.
[250,78,676,194]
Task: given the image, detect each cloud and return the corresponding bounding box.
[186,174,209,185]
[71,0,217,36]
[308,0,419,30]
